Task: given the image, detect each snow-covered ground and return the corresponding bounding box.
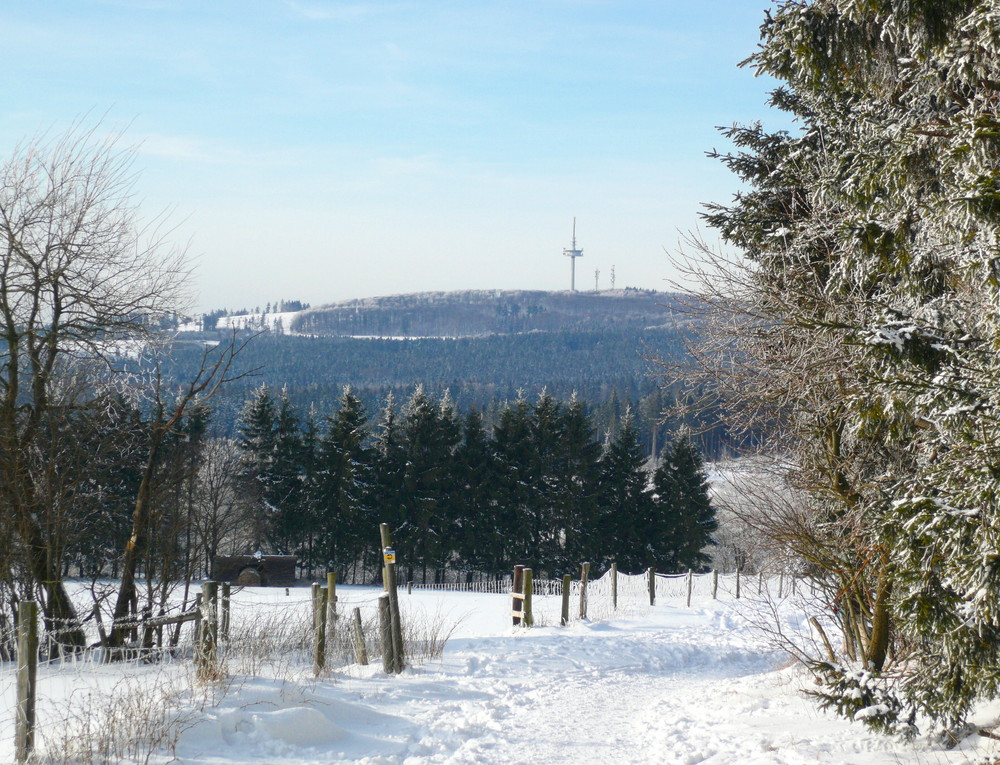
[3,577,999,764]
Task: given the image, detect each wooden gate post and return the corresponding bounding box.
[648,567,656,606]
[197,581,219,679]
[579,562,590,620]
[352,607,369,665]
[379,523,405,672]
[15,600,38,764]
[193,592,203,650]
[512,565,525,626]
[611,562,618,610]
[523,569,534,627]
[312,583,328,675]
[221,583,231,641]
[378,595,393,673]
[560,574,571,626]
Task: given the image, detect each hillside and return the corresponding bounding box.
[170,288,729,456]
[288,288,690,338]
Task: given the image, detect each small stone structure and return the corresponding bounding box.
[211,554,297,587]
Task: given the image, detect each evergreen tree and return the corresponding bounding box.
[236,384,277,550]
[298,405,322,575]
[651,432,716,572]
[453,409,504,576]
[595,409,655,572]
[316,387,372,578]
[551,393,601,572]
[267,387,305,556]
[395,386,461,583]
[527,391,564,572]
[697,0,1000,732]
[492,395,536,569]
[369,392,407,581]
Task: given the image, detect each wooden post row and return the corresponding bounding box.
[15,600,38,764]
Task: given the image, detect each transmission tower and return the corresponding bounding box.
[562,218,583,292]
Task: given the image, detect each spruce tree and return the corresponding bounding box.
[236,384,277,551]
[553,394,601,571]
[492,395,536,569]
[453,409,501,576]
[595,409,655,572]
[651,432,716,572]
[699,0,1000,733]
[316,386,371,578]
[369,392,406,581]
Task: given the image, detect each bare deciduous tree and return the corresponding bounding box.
[0,124,189,648]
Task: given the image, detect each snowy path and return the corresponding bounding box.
[5,588,1000,764]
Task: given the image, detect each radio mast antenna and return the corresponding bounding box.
[562,217,584,292]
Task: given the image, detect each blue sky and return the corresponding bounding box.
[1,1,786,312]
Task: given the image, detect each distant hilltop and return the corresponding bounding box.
[208,288,692,339]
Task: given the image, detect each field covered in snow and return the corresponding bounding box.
[3,575,1000,764]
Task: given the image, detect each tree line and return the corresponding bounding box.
[236,384,717,584]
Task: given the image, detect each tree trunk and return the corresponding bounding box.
[866,558,892,673]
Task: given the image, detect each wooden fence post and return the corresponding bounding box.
[648,567,656,606]
[378,595,393,672]
[221,583,231,641]
[579,562,590,620]
[15,600,38,764]
[326,572,337,650]
[313,583,328,675]
[712,569,719,599]
[686,570,693,608]
[352,607,368,665]
[758,571,764,596]
[735,569,742,600]
[196,581,219,679]
[193,592,203,649]
[92,602,108,647]
[523,569,534,627]
[379,523,405,673]
[560,574,571,626]
[611,563,618,611]
[512,565,525,626]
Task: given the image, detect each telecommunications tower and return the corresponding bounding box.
[563,218,583,292]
